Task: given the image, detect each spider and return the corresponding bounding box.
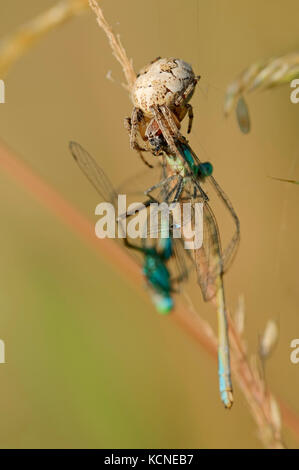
[125,57,200,167]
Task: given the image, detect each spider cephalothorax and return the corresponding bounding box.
[125,57,200,166]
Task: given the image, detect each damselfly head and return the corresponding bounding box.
[199,162,213,178]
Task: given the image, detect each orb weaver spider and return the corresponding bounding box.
[125,57,200,167]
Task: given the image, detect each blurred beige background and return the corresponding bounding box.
[0,0,298,448]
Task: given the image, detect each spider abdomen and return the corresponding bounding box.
[132,58,195,117]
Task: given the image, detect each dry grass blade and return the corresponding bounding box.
[271,176,299,185]
[259,320,279,360]
[88,0,136,90]
[224,52,299,120]
[227,308,285,448]
[0,0,89,77]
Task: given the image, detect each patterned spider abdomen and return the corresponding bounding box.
[132,58,195,117]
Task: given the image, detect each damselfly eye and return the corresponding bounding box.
[199,162,213,177]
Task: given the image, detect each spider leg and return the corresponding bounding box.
[129,107,146,151]
[186,104,194,134]
[174,76,200,107]
[160,105,181,136]
[126,108,153,168]
[124,116,132,132]
[137,151,154,168]
[124,115,145,151]
[150,105,181,159]
[125,116,154,154]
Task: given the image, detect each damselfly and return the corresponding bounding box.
[140,138,240,408]
[69,141,188,314]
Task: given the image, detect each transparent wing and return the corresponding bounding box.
[236,96,250,134]
[178,141,240,277]
[69,141,117,204]
[69,141,188,304]
[70,140,130,246]
[148,173,222,301]
[208,175,240,275]
[119,173,192,290]
[194,201,223,301]
[170,238,192,288]
[141,206,191,289]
